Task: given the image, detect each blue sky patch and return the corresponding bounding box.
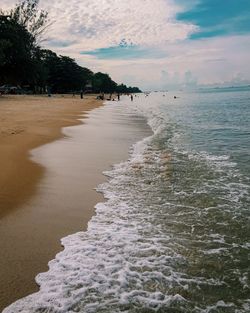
[80,45,166,60]
[177,0,250,39]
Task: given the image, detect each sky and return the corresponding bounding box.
[2,0,250,90]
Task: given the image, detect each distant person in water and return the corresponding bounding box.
[117,93,120,101]
[131,94,133,101]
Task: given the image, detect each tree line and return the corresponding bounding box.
[0,0,141,94]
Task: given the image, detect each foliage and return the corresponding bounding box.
[10,0,49,42]
[41,51,93,93]
[92,72,117,93]
[116,83,141,94]
[0,38,11,65]
[0,15,38,85]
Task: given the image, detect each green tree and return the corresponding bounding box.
[41,51,93,93]
[10,0,49,42]
[0,0,49,86]
[0,15,37,85]
[0,37,11,66]
[92,72,117,93]
[116,83,141,93]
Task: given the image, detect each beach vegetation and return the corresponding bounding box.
[92,72,117,93]
[116,83,141,94]
[0,14,38,85]
[40,51,94,93]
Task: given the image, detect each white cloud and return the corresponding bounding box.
[1,0,196,50]
[43,0,196,50]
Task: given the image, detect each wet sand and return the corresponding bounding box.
[0,97,152,310]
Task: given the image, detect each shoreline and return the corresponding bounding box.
[0,95,103,310]
[0,96,152,311]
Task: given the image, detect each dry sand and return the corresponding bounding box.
[0,95,102,217]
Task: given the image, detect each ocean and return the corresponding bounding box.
[4,88,250,312]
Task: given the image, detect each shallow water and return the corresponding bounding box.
[4,89,250,312]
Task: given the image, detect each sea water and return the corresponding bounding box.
[4,88,250,312]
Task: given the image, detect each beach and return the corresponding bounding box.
[0,95,103,309]
[2,0,249,310]
[0,95,152,311]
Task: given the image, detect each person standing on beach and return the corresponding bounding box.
[117,93,120,101]
[130,94,133,101]
[47,87,52,97]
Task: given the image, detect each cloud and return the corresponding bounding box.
[46,39,77,48]
[160,69,197,90]
[41,0,196,51]
[0,0,196,49]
